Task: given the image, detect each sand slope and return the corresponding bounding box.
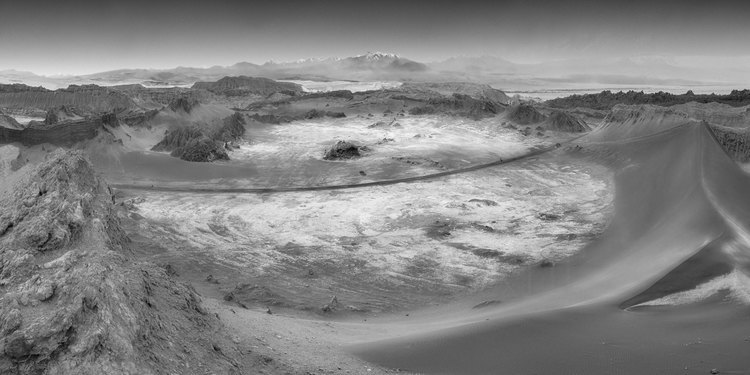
[351,106,750,374]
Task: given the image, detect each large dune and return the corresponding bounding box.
[350,101,750,374]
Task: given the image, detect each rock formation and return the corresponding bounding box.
[151,127,205,152]
[323,141,362,160]
[544,111,591,132]
[43,106,84,125]
[167,96,200,114]
[151,112,246,162]
[213,112,247,142]
[170,136,230,162]
[0,151,245,374]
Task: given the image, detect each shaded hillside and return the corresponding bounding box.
[0,151,259,374]
[507,104,546,125]
[545,111,591,132]
[545,89,750,110]
[151,112,246,162]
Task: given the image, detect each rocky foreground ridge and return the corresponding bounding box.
[0,152,263,374]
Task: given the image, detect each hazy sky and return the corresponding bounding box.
[1,0,749,75]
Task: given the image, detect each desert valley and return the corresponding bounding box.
[3,0,750,373]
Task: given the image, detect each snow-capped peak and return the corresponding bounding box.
[354,52,400,60]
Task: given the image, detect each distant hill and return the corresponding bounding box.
[192,76,303,96]
[5,53,750,93]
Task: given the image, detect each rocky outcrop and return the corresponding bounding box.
[0,151,243,374]
[193,76,303,97]
[214,112,247,142]
[507,104,546,125]
[167,96,200,114]
[323,141,363,160]
[43,106,84,125]
[303,109,346,119]
[544,111,591,132]
[710,125,750,162]
[170,137,230,162]
[151,112,246,162]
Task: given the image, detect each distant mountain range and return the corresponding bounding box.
[2,52,749,91]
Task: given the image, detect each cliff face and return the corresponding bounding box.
[0,151,246,374]
[0,118,105,147]
[0,84,139,113]
[193,76,303,97]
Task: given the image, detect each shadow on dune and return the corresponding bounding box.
[350,111,750,374]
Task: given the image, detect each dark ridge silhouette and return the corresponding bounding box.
[545,89,750,110]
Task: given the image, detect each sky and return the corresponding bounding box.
[1,0,749,75]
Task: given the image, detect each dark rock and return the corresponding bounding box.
[170,137,229,162]
[555,233,578,241]
[468,199,498,206]
[321,296,339,313]
[376,138,395,144]
[151,126,205,152]
[537,213,561,221]
[303,109,346,119]
[472,300,502,309]
[213,112,247,142]
[539,259,555,268]
[101,112,118,127]
[323,141,362,160]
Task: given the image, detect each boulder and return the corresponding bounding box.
[323,141,362,160]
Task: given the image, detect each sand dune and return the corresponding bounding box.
[350,108,750,374]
